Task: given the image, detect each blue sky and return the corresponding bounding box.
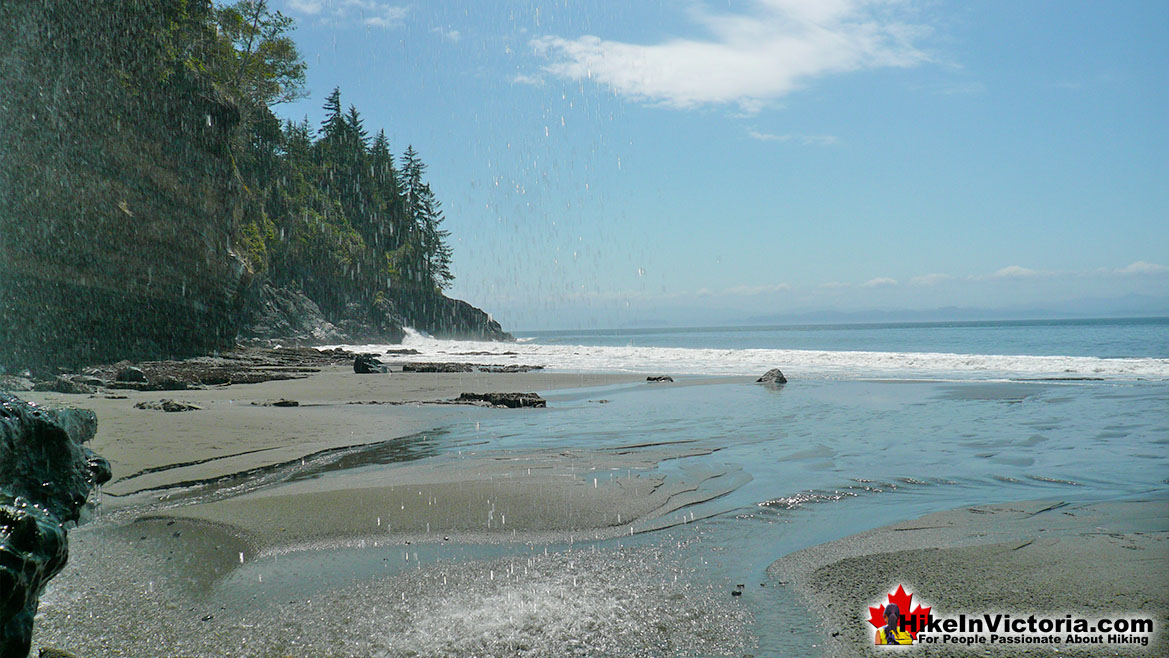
[272,0,1168,329]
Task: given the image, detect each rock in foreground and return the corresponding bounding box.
[0,394,110,658]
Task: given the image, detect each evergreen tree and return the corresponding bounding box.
[418,183,454,290]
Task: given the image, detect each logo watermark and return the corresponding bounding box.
[869,584,1156,648]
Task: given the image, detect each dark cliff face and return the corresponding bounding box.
[0,1,247,372]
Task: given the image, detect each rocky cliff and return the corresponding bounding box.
[0,1,248,372]
[0,1,510,372]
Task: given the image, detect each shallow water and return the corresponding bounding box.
[34,372,1169,656]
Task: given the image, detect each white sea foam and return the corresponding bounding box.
[326,328,1169,381]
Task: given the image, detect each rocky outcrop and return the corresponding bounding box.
[238,284,348,347]
[238,284,414,348]
[396,294,513,342]
[0,394,110,658]
[647,376,674,383]
[756,369,787,385]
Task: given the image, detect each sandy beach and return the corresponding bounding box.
[20,355,1169,657]
[23,364,748,552]
[24,366,644,500]
[770,498,1169,655]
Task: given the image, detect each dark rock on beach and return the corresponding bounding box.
[87,347,352,390]
[0,376,34,392]
[134,399,201,412]
[31,377,96,395]
[455,392,546,409]
[483,364,544,373]
[646,376,674,383]
[1,393,110,658]
[115,366,148,383]
[353,354,389,374]
[385,348,421,355]
[756,369,787,385]
[402,362,475,373]
[402,362,544,374]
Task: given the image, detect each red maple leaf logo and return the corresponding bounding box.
[868,584,932,640]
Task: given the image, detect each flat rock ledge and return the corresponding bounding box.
[455,392,547,408]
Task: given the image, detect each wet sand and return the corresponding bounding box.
[24,366,749,552]
[142,444,747,551]
[27,365,757,657]
[770,498,1169,656]
[22,367,643,499]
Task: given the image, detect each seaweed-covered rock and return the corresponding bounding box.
[0,394,110,658]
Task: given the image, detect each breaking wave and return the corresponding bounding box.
[329,328,1169,381]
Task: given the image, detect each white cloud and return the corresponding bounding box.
[284,0,408,29]
[860,277,897,288]
[1116,261,1169,275]
[531,0,930,112]
[361,3,409,29]
[748,130,839,145]
[512,73,546,87]
[433,27,462,42]
[987,265,1041,279]
[287,0,324,14]
[724,282,793,296]
[909,272,951,286]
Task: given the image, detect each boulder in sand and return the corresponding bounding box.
[756,369,787,385]
[353,354,389,374]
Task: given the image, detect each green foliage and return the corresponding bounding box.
[50,1,457,323]
[214,0,306,107]
[239,86,456,318]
